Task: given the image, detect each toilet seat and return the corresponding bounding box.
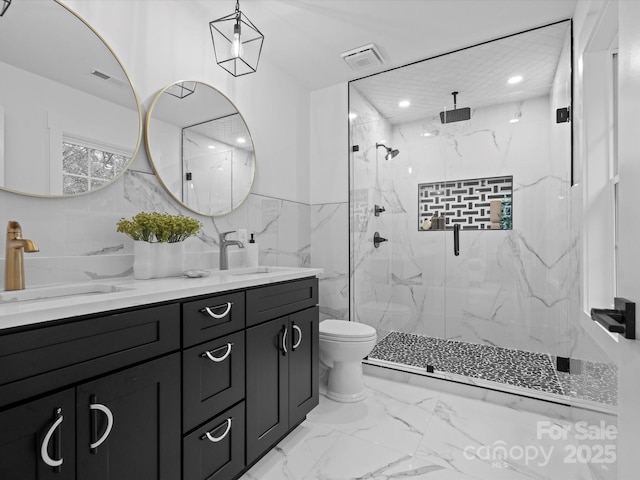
[319,320,376,342]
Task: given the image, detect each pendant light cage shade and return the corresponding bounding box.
[209,3,264,77]
[1,0,11,17]
[164,81,197,99]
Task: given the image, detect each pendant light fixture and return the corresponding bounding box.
[1,0,12,17]
[209,0,264,77]
[164,81,197,99]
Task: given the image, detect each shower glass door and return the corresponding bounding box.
[350,20,577,399]
[349,86,448,370]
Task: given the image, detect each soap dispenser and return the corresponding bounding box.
[245,233,259,267]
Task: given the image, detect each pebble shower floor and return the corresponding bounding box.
[367,331,617,407]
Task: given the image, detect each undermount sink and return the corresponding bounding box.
[206,266,276,277]
[0,283,132,304]
[205,266,296,277]
[229,267,274,276]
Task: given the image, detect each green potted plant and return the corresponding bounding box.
[117,212,202,279]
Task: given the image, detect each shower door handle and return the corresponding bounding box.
[453,224,460,256]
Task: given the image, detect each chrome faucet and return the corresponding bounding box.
[5,221,39,291]
[219,231,244,270]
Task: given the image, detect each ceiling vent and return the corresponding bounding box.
[90,68,127,87]
[341,44,384,72]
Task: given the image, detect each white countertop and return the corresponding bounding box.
[0,266,323,331]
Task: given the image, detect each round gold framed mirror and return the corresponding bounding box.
[145,81,256,217]
[0,0,142,197]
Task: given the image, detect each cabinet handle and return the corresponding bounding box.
[281,326,288,356]
[89,402,114,451]
[41,408,64,469]
[201,418,232,443]
[201,302,232,319]
[201,343,233,362]
[292,324,302,350]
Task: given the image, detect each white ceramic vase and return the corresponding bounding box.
[133,241,185,279]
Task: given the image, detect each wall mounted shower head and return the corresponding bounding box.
[375,142,400,160]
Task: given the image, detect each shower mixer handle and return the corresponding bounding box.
[453,223,460,256]
[373,232,388,248]
[374,205,386,216]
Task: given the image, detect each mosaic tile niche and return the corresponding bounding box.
[418,175,513,231]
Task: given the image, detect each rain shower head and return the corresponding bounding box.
[440,91,471,124]
[376,143,400,161]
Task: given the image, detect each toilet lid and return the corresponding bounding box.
[319,319,377,340]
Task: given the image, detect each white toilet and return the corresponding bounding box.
[319,319,377,402]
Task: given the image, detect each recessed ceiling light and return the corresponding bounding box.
[509,118,520,124]
[208,145,216,149]
[421,132,432,137]
[398,100,411,108]
[348,112,358,120]
[508,75,523,85]
[237,137,246,144]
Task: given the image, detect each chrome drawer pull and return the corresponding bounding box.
[201,302,232,319]
[292,324,303,350]
[41,408,64,468]
[282,326,288,355]
[89,403,114,450]
[201,418,232,443]
[201,343,233,362]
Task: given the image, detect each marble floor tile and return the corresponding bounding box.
[301,433,476,480]
[415,393,600,480]
[242,374,611,480]
[238,423,341,480]
[308,375,440,455]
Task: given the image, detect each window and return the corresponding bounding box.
[62,138,130,194]
[611,52,619,295]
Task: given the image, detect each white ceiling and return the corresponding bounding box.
[0,0,136,108]
[197,0,577,91]
[351,20,571,124]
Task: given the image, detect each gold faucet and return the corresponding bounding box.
[4,221,39,291]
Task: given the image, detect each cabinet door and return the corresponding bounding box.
[288,306,319,427]
[76,353,181,480]
[245,317,289,465]
[0,389,75,480]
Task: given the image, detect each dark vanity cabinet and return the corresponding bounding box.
[245,279,319,465]
[75,354,181,480]
[181,290,247,480]
[0,305,181,480]
[0,389,76,480]
[0,276,319,480]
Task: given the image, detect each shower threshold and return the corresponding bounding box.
[366,331,617,410]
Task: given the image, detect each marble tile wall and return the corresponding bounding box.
[350,86,576,357]
[0,169,312,288]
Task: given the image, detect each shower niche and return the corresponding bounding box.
[418,175,513,231]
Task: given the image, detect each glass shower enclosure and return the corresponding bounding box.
[349,21,614,406]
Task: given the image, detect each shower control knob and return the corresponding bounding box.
[373,232,388,248]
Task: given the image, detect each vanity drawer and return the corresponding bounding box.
[182,331,245,433]
[246,277,318,327]
[182,291,245,347]
[0,304,180,408]
[183,401,245,480]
